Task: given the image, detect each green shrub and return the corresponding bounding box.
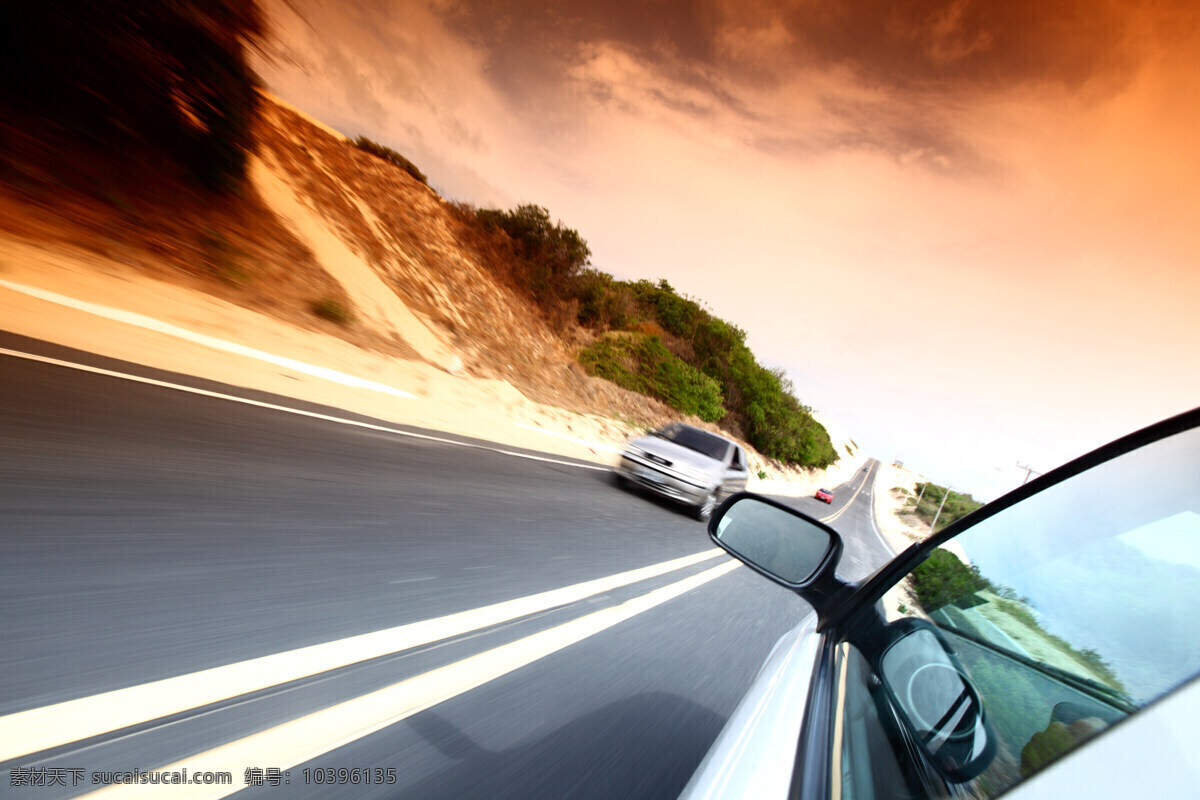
[456,204,837,468]
[576,269,635,329]
[571,274,837,466]
[579,334,725,422]
[911,483,985,531]
[629,279,701,337]
[757,469,768,480]
[310,298,353,325]
[353,136,428,185]
[477,205,591,310]
[909,548,989,613]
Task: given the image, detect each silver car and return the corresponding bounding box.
[616,422,749,521]
[683,407,1200,799]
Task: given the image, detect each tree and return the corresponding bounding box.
[476,205,591,302]
[909,548,989,612]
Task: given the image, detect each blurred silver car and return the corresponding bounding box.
[682,407,1200,799]
[616,422,749,521]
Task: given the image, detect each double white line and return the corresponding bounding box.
[2,551,737,798]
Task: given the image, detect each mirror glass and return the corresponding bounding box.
[879,625,995,780]
[713,497,835,586]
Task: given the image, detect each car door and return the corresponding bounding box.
[722,445,749,495]
[687,407,1200,799]
[812,409,1200,800]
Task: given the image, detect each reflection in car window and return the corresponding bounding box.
[653,423,730,461]
[835,425,1200,799]
[833,643,919,800]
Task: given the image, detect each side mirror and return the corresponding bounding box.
[877,619,997,782]
[708,493,842,590]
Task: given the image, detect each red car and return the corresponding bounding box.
[815,488,834,504]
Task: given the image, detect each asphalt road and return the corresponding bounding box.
[0,332,894,799]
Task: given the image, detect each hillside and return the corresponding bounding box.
[0,93,857,485]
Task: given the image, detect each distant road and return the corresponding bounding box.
[0,332,892,799]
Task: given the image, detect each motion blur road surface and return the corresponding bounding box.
[0,332,895,799]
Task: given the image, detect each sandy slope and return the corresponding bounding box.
[249,153,456,370]
[0,95,862,497]
[0,238,632,464]
[0,231,863,497]
[872,461,933,551]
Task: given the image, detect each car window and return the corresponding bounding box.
[833,643,922,800]
[832,424,1200,799]
[654,423,730,462]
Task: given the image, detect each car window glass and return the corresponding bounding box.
[835,425,1200,799]
[832,643,921,800]
[655,424,729,461]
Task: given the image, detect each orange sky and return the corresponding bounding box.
[254,0,1200,499]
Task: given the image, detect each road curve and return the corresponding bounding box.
[0,332,893,799]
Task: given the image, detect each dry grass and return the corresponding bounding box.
[0,113,385,353]
[0,96,696,434]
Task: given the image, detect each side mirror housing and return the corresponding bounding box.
[708,493,844,592]
[876,619,997,782]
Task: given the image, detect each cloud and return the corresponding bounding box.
[448,0,1186,167]
[253,0,1200,497]
[260,1,1188,175]
[743,0,1139,90]
[255,0,521,202]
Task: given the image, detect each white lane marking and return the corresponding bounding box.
[867,461,898,556]
[820,463,874,525]
[79,561,740,800]
[0,549,724,762]
[21,613,561,768]
[0,279,418,398]
[0,347,610,473]
[388,576,435,584]
[1,285,627,465]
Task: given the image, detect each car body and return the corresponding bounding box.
[815,488,834,504]
[682,407,1200,799]
[616,422,749,521]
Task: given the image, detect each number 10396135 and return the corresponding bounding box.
[302,767,396,785]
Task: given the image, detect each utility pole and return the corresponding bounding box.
[912,481,928,512]
[1016,462,1041,485]
[929,487,951,535]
